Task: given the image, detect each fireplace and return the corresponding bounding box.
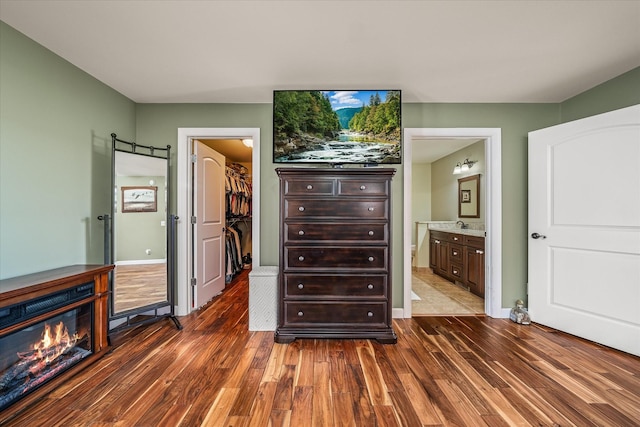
[0,265,113,422]
[0,300,93,410]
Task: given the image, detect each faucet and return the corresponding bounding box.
[456,220,467,229]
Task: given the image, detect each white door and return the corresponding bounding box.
[193,141,226,308]
[528,104,640,356]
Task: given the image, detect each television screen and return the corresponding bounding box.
[273,90,402,165]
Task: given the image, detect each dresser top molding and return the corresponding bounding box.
[276,167,396,177]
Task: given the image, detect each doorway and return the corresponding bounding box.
[402,128,503,319]
[176,128,261,316]
[410,137,485,316]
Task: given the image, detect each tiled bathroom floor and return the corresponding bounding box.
[412,269,484,316]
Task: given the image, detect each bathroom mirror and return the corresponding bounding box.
[458,174,480,218]
[100,133,181,332]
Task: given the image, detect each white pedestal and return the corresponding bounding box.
[248,266,279,331]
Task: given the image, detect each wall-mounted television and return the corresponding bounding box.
[273,90,402,165]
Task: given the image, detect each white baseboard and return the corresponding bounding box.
[392,308,405,318]
[496,307,511,319]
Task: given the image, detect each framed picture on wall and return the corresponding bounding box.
[461,189,471,203]
[121,186,157,212]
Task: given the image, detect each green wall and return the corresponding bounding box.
[135,103,560,308]
[560,67,640,122]
[431,140,485,223]
[115,175,167,262]
[2,20,637,312]
[0,21,136,279]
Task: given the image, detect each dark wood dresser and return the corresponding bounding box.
[275,168,396,343]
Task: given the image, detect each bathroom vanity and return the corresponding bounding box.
[428,227,485,298]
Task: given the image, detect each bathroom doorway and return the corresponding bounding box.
[402,128,503,319]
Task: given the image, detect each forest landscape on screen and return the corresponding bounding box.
[273,90,402,165]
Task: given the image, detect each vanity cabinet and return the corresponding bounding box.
[463,236,485,297]
[429,230,449,277]
[429,230,485,298]
[275,168,396,344]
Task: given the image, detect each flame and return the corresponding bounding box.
[33,321,79,364]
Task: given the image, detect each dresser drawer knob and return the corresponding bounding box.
[367,311,374,317]
[298,230,305,236]
[367,284,374,290]
[435,239,440,244]
[368,207,374,211]
[453,237,459,241]
[298,311,304,317]
[453,269,458,274]
[368,230,374,236]
[453,251,458,256]
[476,250,484,255]
[298,256,305,261]
[368,256,374,262]
[298,283,304,289]
[298,206,305,212]
[360,185,366,190]
[306,184,313,190]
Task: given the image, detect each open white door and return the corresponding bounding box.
[528,104,640,356]
[193,141,226,308]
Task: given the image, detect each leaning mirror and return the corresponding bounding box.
[114,151,167,313]
[458,174,480,218]
[100,133,181,333]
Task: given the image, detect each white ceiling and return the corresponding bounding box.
[1,0,638,105]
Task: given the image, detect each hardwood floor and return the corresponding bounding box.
[3,269,639,426]
[113,263,167,313]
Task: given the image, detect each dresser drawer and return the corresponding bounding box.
[338,179,388,196]
[283,301,388,325]
[429,230,449,241]
[285,247,387,270]
[283,178,334,195]
[284,199,387,219]
[449,263,464,280]
[430,230,464,244]
[285,222,387,243]
[463,235,485,249]
[449,243,463,263]
[284,274,387,298]
[448,233,463,244]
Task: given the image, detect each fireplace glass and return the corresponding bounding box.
[0,303,93,410]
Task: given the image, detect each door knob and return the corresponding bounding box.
[531,232,547,239]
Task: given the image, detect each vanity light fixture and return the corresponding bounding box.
[453,158,477,174]
[242,138,253,148]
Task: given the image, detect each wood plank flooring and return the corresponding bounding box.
[113,263,167,313]
[3,269,639,426]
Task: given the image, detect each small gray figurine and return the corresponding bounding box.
[509,299,531,325]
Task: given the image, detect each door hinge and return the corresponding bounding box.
[191,154,197,163]
[191,277,197,287]
[191,216,197,224]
